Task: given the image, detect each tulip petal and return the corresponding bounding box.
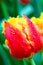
[4,22,32,59]
[23,15,42,53]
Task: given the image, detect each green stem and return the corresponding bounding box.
[23,59,28,65]
[23,60,27,65]
[30,58,36,65]
[23,58,36,65]
[40,50,43,65]
[0,2,9,19]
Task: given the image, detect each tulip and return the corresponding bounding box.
[2,15,42,59]
[19,0,30,4]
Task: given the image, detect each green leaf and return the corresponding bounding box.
[0,44,11,65]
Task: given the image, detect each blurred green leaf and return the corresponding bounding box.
[0,21,5,44]
[0,44,11,65]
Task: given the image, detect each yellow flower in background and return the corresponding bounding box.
[2,14,42,59]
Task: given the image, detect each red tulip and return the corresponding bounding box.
[2,15,42,59]
[19,0,30,4]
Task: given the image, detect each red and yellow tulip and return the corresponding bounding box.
[2,14,43,59]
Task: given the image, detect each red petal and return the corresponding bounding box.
[23,15,42,53]
[4,22,32,59]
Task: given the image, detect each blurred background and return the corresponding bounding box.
[0,0,43,65]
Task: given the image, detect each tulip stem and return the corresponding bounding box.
[40,50,43,65]
[29,58,36,65]
[23,59,27,65]
[23,58,29,65]
[23,58,36,65]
